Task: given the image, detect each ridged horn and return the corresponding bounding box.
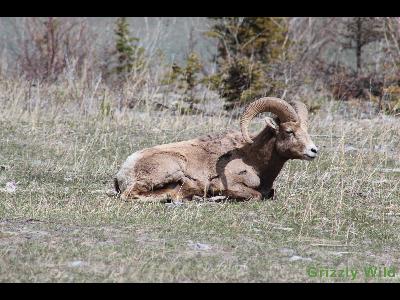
[289,100,309,129]
[240,97,299,144]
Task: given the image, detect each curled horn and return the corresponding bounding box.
[240,97,299,144]
[289,100,309,129]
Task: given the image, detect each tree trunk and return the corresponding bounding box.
[356,17,362,76]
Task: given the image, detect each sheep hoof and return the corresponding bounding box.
[267,188,275,200]
[160,195,173,203]
[192,195,204,202]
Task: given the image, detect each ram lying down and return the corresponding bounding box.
[110,97,318,202]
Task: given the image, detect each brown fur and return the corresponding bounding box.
[114,115,318,202]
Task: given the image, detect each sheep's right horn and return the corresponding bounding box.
[240,97,298,144]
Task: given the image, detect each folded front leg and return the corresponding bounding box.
[223,184,262,201]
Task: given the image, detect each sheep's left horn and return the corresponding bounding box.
[289,100,309,129]
[240,97,299,144]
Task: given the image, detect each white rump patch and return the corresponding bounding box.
[116,150,144,189]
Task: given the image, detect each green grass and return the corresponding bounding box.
[0,104,400,282]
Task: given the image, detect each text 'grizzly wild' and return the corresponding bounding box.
[113,97,318,201]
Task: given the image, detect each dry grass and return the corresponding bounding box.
[0,79,399,282]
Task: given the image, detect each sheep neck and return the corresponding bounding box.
[243,127,287,189]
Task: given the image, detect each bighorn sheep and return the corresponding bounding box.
[112,97,318,201]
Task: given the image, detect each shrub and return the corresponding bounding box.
[14,17,94,82]
[163,51,204,104]
[381,83,400,114]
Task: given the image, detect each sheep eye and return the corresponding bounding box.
[286,130,294,135]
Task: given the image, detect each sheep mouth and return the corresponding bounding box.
[303,154,316,160]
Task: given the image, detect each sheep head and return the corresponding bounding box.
[240,97,318,161]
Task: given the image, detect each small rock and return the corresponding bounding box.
[5,181,17,193]
[289,255,312,262]
[188,241,211,251]
[208,196,227,202]
[69,260,85,267]
[105,189,119,197]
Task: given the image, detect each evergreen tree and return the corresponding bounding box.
[206,17,289,110]
[113,17,144,80]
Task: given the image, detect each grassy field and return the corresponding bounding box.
[0,99,399,282]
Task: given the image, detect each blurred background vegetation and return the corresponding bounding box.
[1,17,400,116]
[1,18,400,283]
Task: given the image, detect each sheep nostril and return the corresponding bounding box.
[311,147,318,154]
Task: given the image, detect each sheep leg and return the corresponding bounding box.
[145,177,199,201]
[120,181,180,202]
[267,188,275,200]
[120,175,200,202]
[224,185,262,201]
[259,187,275,200]
[120,181,152,200]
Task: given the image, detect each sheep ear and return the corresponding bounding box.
[264,117,278,132]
